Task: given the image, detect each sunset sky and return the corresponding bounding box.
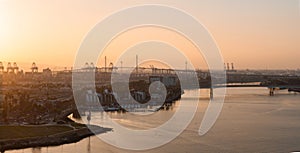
[0,0,300,71]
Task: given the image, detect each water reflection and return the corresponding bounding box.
[4,89,207,153]
[87,137,91,153]
[31,148,41,153]
[8,88,300,153]
[5,102,177,153]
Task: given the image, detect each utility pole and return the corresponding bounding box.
[185,61,188,81]
[185,61,188,72]
[105,56,107,73]
[120,61,123,73]
[136,55,138,75]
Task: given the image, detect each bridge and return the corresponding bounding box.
[73,66,300,97]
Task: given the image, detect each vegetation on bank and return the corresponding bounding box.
[0,123,111,152]
[0,124,81,140]
[0,121,90,140]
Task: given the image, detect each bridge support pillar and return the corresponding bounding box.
[87,111,91,125]
[269,88,275,96]
[210,87,214,99]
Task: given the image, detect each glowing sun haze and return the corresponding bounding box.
[0,0,299,70]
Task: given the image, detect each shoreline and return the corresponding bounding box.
[0,124,112,152]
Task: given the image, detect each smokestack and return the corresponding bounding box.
[231,63,234,70]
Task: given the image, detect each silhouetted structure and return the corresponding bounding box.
[0,62,4,73]
[7,62,13,73]
[31,62,38,73]
[227,63,230,71]
[13,62,19,74]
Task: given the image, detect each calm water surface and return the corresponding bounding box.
[6,87,300,153]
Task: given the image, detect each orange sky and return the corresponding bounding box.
[0,0,300,71]
[98,26,207,70]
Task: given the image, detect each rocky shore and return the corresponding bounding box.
[0,125,111,152]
